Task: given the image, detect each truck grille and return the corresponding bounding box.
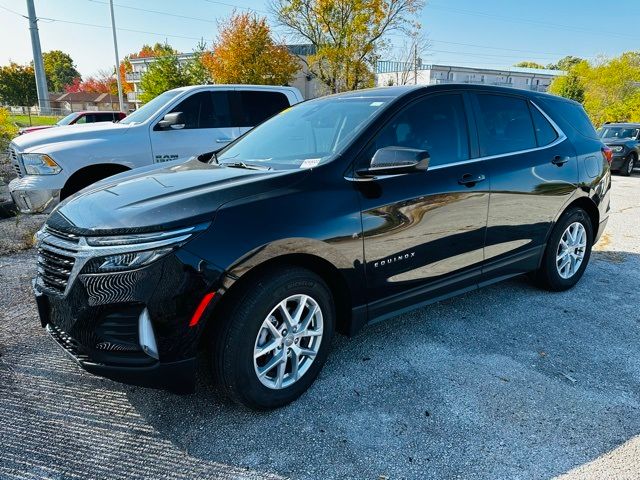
[8,145,23,178]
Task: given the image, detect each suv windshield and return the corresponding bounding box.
[216,96,391,170]
[120,90,181,125]
[598,126,639,140]
[56,112,78,126]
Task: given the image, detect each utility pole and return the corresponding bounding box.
[26,0,50,114]
[109,0,125,112]
[413,43,418,85]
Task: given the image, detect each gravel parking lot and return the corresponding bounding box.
[1,174,639,480]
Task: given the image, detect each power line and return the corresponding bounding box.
[203,0,270,15]
[0,3,27,18]
[38,16,205,41]
[87,0,215,24]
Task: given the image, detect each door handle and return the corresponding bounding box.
[552,155,570,166]
[216,138,233,143]
[458,173,486,186]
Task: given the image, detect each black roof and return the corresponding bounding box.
[332,83,576,104]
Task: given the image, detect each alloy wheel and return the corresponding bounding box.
[628,157,635,175]
[253,294,324,389]
[556,222,587,279]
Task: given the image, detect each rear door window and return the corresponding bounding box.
[236,91,290,127]
[543,98,597,139]
[474,94,537,156]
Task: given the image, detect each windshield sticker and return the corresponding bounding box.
[370,101,384,107]
[300,158,321,169]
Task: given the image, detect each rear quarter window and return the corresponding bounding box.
[543,98,598,140]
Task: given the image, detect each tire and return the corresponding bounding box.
[211,266,335,410]
[621,153,636,177]
[532,207,593,291]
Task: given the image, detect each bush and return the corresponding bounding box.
[0,107,18,152]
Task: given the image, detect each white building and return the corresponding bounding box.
[125,45,323,108]
[376,61,564,92]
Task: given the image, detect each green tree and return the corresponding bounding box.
[514,61,545,69]
[0,63,37,105]
[548,69,585,103]
[184,40,212,85]
[548,53,640,125]
[272,0,425,93]
[547,55,583,71]
[42,50,80,91]
[139,52,189,103]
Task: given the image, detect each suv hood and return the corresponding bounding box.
[11,122,130,152]
[46,158,304,235]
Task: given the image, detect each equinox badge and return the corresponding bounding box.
[374,252,415,268]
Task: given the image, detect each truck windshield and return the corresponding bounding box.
[216,96,390,170]
[56,113,78,126]
[120,90,181,125]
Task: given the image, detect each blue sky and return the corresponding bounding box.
[0,0,638,77]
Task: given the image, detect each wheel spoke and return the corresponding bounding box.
[291,295,308,325]
[254,338,280,359]
[300,329,322,338]
[298,304,318,332]
[257,350,285,378]
[290,349,300,381]
[298,347,317,358]
[265,318,282,339]
[275,356,287,388]
[279,301,294,329]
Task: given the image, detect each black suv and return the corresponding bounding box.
[34,85,611,409]
[598,122,640,176]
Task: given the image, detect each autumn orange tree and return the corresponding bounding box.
[272,0,424,93]
[203,12,299,85]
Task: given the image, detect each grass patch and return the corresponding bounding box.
[8,114,61,128]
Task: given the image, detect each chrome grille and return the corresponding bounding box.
[8,145,23,178]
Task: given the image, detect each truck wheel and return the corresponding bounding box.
[211,267,335,410]
[531,207,593,291]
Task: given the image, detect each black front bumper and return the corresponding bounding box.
[45,322,196,393]
[611,154,627,171]
[33,248,223,394]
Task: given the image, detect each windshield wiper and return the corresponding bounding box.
[221,161,271,171]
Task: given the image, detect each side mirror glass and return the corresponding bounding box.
[157,112,186,130]
[357,147,429,177]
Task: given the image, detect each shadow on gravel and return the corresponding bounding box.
[123,250,640,480]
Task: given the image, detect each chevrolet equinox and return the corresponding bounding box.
[34,85,611,409]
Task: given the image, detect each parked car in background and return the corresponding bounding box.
[9,85,303,213]
[597,122,640,176]
[17,111,126,135]
[33,85,610,409]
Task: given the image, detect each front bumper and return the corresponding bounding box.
[9,176,63,213]
[33,237,223,392]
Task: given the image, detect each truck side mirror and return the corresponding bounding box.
[157,112,186,130]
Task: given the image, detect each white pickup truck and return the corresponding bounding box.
[8,84,303,213]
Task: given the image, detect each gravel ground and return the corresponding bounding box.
[0,175,639,480]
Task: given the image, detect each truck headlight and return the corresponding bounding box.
[610,145,624,153]
[22,153,62,175]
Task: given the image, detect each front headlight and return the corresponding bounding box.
[84,223,210,272]
[22,153,62,175]
[97,248,174,272]
[610,145,624,153]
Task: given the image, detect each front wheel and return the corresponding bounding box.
[532,207,594,291]
[621,154,636,176]
[210,267,335,410]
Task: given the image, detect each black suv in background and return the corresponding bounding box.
[34,85,611,409]
[598,123,640,176]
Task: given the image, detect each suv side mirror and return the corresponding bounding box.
[357,147,429,177]
[157,112,186,130]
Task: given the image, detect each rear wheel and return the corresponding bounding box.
[621,153,636,176]
[210,267,335,410]
[532,207,593,291]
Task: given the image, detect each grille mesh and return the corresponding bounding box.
[8,146,23,178]
[37,247,76,295]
